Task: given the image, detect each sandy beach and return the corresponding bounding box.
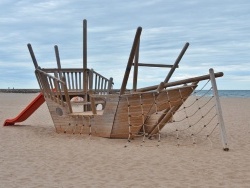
[0,93,250,187]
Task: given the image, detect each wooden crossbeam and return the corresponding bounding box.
[132,63,177,68]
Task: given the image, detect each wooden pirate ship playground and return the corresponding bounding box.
[3,20,229,150]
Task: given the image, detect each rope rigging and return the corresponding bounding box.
[124,79,224,148]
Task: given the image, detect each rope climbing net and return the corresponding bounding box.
[161,80,220,147]
[125,79,228,149]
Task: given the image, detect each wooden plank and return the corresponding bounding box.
[61,77,72,113]
[164,42,189,83]
[120,27,142,95]
[111,85,197,138]
[107,77,113,94]
[137,72,223,92]
[94,95,119,137]
[209,68,228,150]
[45,97,94,135]
[66,72,71,90]
[71,72,74,89]
[132,63,175,68]
[89,69,93,90]
[27,43,39,69]
[149,106,176,135]
[104,80,107,93]
[74,72,77,90]
[148,85,196,135]
[156,82,165,92]
[54,45,62,80]
[111,102,144,137]
[145,86,195,115]
[132,38,140,91]
[69,110,104,116]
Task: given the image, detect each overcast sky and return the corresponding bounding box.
[0,0,250,90]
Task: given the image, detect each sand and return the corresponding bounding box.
[0,93,250,188]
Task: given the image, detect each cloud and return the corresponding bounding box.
[0,0,250,90]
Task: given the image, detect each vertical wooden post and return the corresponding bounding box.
[89,91,97,115]
[27,43,39,69]
[89,69,94,90]
[83,19,88,85]
[107,77,113,94]
[156,82,165,93]
[54,45,62,80]
[83,19,88,111]
[209,68,229,151]
[164,42,189,83]
[120,27,142,95]
[133,39,140,91]
[62,77,73,113]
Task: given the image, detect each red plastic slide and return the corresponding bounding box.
[3,93,45,126]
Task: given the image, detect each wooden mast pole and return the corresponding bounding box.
[164,42,189,83]
[83,19,88,107]
[54,45,62,80]
[132,38,140,92]
[27,43,39,69]
[120,27,142,95]
[209,68,229,151]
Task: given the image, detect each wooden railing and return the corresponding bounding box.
[35,69,73,113]
[89,69,113,95]
[41,68,113,94]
